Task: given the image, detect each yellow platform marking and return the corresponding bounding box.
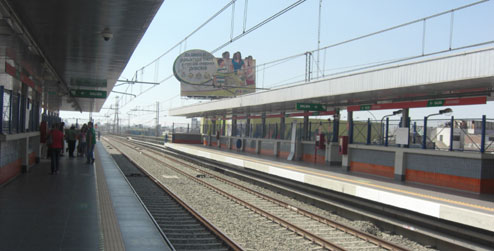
[174,144,494,213]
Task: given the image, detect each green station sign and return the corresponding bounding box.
[70,89,107,99]
[360,105,372,110]
[426,99,445,107]
[296,103,326,111]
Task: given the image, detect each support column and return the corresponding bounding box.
[326,111,342,166]
[332,111,340,142]
[211,119,216,135]
[222,117,226,136]
[401,108,410,148]
[394,149,406,181]
[280,112,285,140]
[449,116,454,151]
[395,108,409,181]
[232,116,237,137]
[348,110,353,144]
[246,114,251,137]
[303,115,309,141]
[261,113,266,138]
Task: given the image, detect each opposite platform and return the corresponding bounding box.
[164,142,494,233]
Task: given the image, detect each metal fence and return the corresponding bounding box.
[200,116,494,153]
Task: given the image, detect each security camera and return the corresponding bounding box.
[101,28,113,41]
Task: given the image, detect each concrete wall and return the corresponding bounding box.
[244,138,257,154]
[350,148,395,178]
[406,153,482,192]
[200,135,331,165]
[172,133,201,144]
[260,140,275,156]
[301,141,325,164]
[0,133,39,185]
[196,134,494,193]
[279,142,291,159]
[347,144,494,193]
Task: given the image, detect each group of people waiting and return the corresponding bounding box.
[40,121,98,174]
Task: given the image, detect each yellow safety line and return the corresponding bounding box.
[173,144,494,213]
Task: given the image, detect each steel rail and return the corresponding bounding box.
[110,136,346,250]
[103,138,244,251]
[124,137,410,251]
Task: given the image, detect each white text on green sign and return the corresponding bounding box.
[70,89,107,99]
[427,99,445,107]
[296,103,326,111]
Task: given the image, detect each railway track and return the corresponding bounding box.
[105,136,410,251]
[104,142,242,251]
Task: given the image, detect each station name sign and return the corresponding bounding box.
[296,103,326,111]
[70,89,107,99]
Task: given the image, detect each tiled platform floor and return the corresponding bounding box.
[0,154,99,251]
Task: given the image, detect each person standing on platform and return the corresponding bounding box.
[67,125,77,157]
[78,124,87,157]
[59,122,65,156]
[86,122,96,164]
[47,123,63,174]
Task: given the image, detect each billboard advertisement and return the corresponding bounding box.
[173,49,256,98]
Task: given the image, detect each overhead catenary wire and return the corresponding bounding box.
[141,0,237,70]
[119,0,308,108]
[211,0,307,54]
[310,0,488,55]
[117,0,490,112]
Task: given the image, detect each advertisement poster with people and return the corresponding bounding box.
[173,49,256,98]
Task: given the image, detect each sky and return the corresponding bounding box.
[61,0,494,127]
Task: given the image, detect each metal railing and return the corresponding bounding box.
[200,116,494,153]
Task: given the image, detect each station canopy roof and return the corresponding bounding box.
[170,47,494,118]
[0,0,163,112]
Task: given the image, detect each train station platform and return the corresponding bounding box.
[0,142,171,251]
[164,142,494,233]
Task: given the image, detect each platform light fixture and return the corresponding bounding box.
[423,108,453,149]
[381,110,403,145]
[426,107,453,118]
[439,108,453,115]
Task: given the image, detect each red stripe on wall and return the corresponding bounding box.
[28,152,36,166]
[245,147,256,154]
[481,179,494,194]
[302,154,325,164]
[0,159,22,185]
[406,169,481,193]
[350,161,394,178]
[260,149,274,156]
[348,97,487,111]
[172,139,202,144]
[279,151,289,159]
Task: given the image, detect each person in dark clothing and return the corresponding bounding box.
[59,122,65,156]
[86,122,96,164]
[67,125,77,157]
[48,123,64,174]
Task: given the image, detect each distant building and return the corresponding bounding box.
[432,119,494,151]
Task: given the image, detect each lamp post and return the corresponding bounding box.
[380,110,402,146]
[422,108,452,149]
